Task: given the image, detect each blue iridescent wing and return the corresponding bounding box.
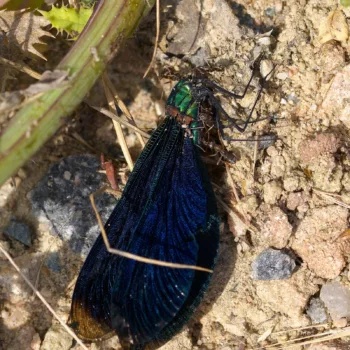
[70,117,219,347]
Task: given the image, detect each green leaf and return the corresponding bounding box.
[0,0,44,10]
[38,5,93,35]
[341,0,350,7]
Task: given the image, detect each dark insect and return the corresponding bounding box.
[70,62,270,349]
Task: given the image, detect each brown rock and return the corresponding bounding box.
[333,317,347,328]
[263,181,283,205]
[322,64,350,128]
[260,207,293,248]
[320,40,345,74]
[292,206,348,279]
[298,134,340,165]
[286,192,308,211]
[31,333,41,350]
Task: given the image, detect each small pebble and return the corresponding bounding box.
[320,282,350,321]
[251,248,296,280]
[306,297,328,324]
[263,180,282,205]
[276,72,288,80]
[275,2,283,13]
[309,104,317,111]
[264,7,276,17]
[63,171,71,181]
[257,36,272,46]
[286,93,299,104]
[45,252,61,273]
[31,333,41,350]
[333,317,347,328]
[260,60,274,80]
[189,47,209,67]
[3,217,32,247]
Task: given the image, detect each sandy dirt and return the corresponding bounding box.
[1,0,350,349]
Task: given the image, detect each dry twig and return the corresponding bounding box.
[143,0,160,78]
[102,73,134,171]
[89,192,213,273]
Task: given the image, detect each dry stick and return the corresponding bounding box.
[254,326,344,350]
[65,277,78,295]
[102,73,134,171]
[265,332,348,350]
[216,195,257,234]
[102,75,146,148]
[31,252,51,302]
[224,164,241,203]
[89,193,213,273]
[71,132,97,152]
[339,228,350,240]
[283,327,350,349]
[271,323,329,335]
[0,244,88,350]
[143,0,160,78]
[313,188,350,209]
[0,57,42,80]
[256,329,334,349]
[225,163,251,226]
[94,185,122,198]
[89,105,150,138]
[222,166,256,234]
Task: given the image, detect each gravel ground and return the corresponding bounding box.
[1,0,350,349]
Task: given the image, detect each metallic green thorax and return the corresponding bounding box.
[166,80,201,144]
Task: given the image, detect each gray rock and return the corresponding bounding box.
[189,47,210,67]
[320,282,350,321]
[165,0,205,56]
[258,134,277,150]
[45,252,61,273]
[306,298,328,324]
[3,217,32,246]
[28,155,116,256]
[251,248,296,280]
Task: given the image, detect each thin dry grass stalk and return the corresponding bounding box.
[89,105,150,138]
[313,188,350,209]
[215,195,257,234]
[0,57,41,80]
[253,323,350,350]
[225,163,251,225]
[102,73,134,171]
[143,0,160,78]
[71,132,97,152]
[89,192,213,273]
[102,72,146,148]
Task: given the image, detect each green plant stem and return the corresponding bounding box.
[0,0,155,186]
